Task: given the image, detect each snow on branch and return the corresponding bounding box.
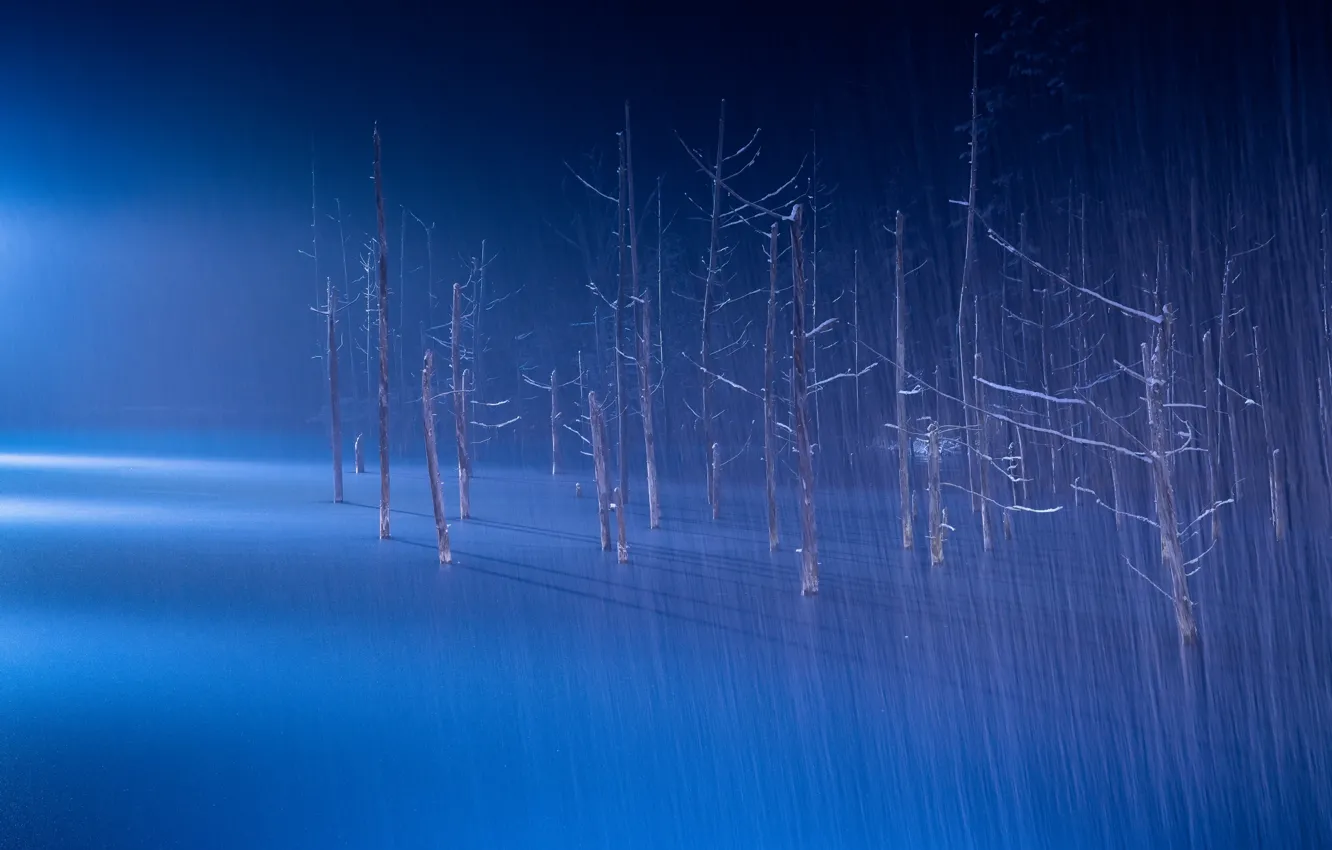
[809,362,878,392]
[984,220,1163,325]
[975,375,1086,406]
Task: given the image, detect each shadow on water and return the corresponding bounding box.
[1,454,1328,848]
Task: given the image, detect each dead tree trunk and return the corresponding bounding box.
[354,434,365,474]
[625,102,660,529]
[373,126,391,540]
[614,486,628,564]
[1144,308,1197,644]
[710,443,721,521]
[895,211,913,549]
[326,277,344,504]
[457,368,472,520]
[764,222,781,551]
[1202,329,1221,542]
[589,391,611,551]
[975,350,993,551]
[549,369,560,476]
[1253,325,1285,541]
[958,35,981,512]
[702,101,725,515]
[615,130,629,508]
[421,350,452,565]
[451,283,471,519]
[789,205,819,595]
[928,422,946,566]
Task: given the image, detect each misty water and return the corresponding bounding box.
[1,433,1327,848]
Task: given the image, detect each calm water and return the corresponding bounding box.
[1,442,1328,848]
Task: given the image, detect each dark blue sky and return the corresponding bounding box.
[0,0,1326,431]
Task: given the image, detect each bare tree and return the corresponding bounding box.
[764,222,781,551]
[589,391,611,550]
[927,422,949,565]
[625,102,661,529]
[449,283,473,519]
[894,211,913,549]
[323,278,344,503]
[422,350,452,565]
[373,126,392,540]
[701,101,725,515]
[790,205,819,595]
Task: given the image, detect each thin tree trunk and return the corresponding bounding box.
[958,34,981,512]
[615,131,629,507]
[975,349,993,551]
[373,126,391,540]
[354,434,364,474]
[326,277,344,504]
[1145,309,1197,644]
[789,205,819,595]
[1202,329,1221,542]
[589,391,611,550]
[710,443,721,521]
[928,423,945,566]
[422,350,452,565]
[1253,325,1285,541]
[614,486,628,564]
[550,368,560,476]
[452,283,471,519]
[702,100,725,514]
[625,102,660,529]
[764,222,780,551]
[895,210,913,550]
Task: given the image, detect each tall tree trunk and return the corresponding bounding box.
[1253,325,1285,541]
[764,222,780,551]
[550,368,560,476]
[625,102,660,529]
[928,423,946,566]
[589,391,611,551]
[373,126,391,540]
[614,487,629,564]
[894,211,913,550]
[975,349,993,551]
[452,283,471,519]
[1145,308,1197,644]
[422,350,452,565]
[702,100,725,514]
[1202,329,1221,542]
[958,34,981,512]
[354,434,364,474]
[327,277,344,504]
[615,132,630,507]
[789,205,819,596]
[710,443,721,521]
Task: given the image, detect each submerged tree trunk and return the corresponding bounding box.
[549,368,560,476]
[789,205,819,595]
[625,102,660,530]
[373,126,391,540]
[614,486,628,564]
[764,222,780,551]
[702,101,725,516]
[928,423,946,566]
[1202,329,1221,542]
[326,277,344,504]
[958,35,981,512]
[354,434,365,474]
[975,350,993,551]
[895,211,913,550]
[1145,309,1197,644]
[421,350,452,565]
[1253,325,1285,541]
[710,443,721,521]
[615,131,630,508]
[589,391,612,551]
[452,283,471,519]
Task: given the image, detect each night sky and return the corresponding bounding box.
[1,0,1327,432]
